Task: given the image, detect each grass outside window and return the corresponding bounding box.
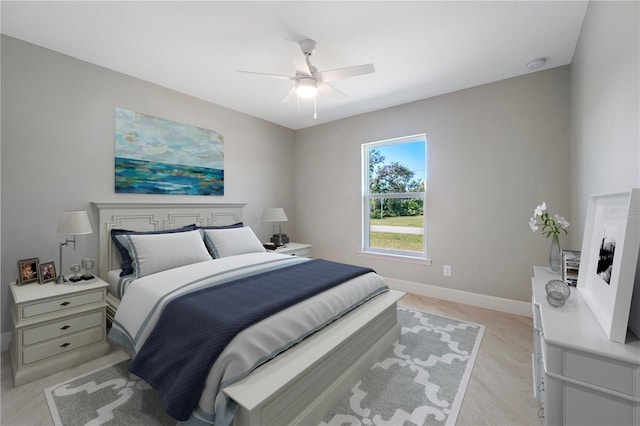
[370,215,423,252]
[370,216,423,227]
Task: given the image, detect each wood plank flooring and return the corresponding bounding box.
[1,292,540,425]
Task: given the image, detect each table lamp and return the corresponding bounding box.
[261,208,289,247]
[56,210,93,283]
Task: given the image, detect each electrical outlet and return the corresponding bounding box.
[443,265,452,277]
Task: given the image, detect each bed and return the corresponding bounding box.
[92,202,403,426]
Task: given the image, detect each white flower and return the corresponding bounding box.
[529,201,569,238]
[533,202,547,218]
[555,215,570,229]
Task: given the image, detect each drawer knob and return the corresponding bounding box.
[60,325,71,330]
[537,407,545,419]
[60,301,71,306]
[60,342,71,348]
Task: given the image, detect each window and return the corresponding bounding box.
[362,134,427,259]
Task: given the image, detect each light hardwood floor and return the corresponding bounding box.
[1,292,540,425]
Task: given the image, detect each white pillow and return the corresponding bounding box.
[116,230,212,278]
[203,226,266,258]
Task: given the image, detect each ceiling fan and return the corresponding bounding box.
[237,39,375,118]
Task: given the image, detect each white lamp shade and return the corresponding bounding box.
[57,210,93,235]
[261,208,288,222]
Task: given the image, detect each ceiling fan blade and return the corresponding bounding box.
[236,70,295,80]
[290,47,312,76]
[319,83,350,102]
[318,63,375,83]
[280,86,297,103]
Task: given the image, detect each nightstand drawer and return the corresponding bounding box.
[286,247,311,257]
[22,310,103,346]
[22,326,104,365]
[274,243,312,258]
[20,290,104,319]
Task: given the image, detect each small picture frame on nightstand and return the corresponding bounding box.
[39,261,57,284]
[17,257,40,285]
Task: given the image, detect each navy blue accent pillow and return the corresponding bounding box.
[196,222,243,230]
[111,224,198,277]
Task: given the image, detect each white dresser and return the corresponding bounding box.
[531,266,640,425]
[9,278,110,386]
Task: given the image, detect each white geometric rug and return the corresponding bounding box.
[320,306,485,426]
[45,306,484,426]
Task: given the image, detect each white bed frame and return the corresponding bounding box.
[92,201,403,426]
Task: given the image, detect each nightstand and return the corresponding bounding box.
[275,243,312,257]
[9,278,110,386]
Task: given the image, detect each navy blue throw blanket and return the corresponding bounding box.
[129,259,376,421]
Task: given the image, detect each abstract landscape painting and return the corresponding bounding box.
[115,108,224,195]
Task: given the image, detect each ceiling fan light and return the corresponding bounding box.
[296,78,317,98]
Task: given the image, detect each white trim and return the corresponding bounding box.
[359,250,432,266]
[384,276,532,318]
[361,134,428,259]
[1,331,12,353]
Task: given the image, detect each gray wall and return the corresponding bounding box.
[1,36,296,336]
[569,0,640,249]
[2,0,637,340]
[294,67,571,303]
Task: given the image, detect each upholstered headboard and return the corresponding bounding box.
[91,202,245,279]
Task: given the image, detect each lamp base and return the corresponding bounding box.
[271,233,289,247]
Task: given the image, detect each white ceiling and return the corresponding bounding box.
[1,1,588,130]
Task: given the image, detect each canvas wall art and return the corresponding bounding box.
[115,108,224,195]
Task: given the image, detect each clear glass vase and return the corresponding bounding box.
[545,279,570,307]
[549,233,561,272]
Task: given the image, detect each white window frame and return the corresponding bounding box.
[361,134,428,261]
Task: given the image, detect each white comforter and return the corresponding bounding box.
[109,252,388,426]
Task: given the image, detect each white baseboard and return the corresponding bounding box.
[1,331,12,353]
[384,277,532,318]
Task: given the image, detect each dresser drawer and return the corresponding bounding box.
[20,290,104,320]
[22,326,104,365]
[564,348,636,396]
[21,310,103,346]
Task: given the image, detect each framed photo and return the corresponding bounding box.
[577,189,640,343]
[39,261,57,284]
[561,250,581,287]
[17,257,40,285]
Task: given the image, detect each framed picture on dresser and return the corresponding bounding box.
[39,261,57,284]
[17,257,40,285]
[561,250,581,286]
[577,189,640,343]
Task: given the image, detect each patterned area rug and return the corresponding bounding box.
[45,306,484,426]
[321,306,484,426]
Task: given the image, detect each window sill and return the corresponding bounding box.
[358,251,432,266]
